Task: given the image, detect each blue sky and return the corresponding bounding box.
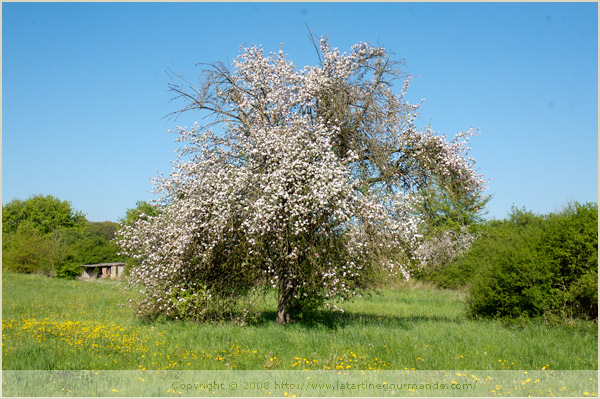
[3,2,598,222]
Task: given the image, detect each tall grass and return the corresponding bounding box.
[2,273,597,370]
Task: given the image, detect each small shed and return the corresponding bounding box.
[81,262,126,280]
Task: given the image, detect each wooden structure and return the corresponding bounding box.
[81,262,126,280]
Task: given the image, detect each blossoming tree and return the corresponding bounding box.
[117,38,485,324]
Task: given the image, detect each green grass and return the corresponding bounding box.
[2,273,597,371]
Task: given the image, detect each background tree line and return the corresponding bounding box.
[2,195,156,279]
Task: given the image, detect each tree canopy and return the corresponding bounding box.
[118,38,486,324]
[2,194,86,235]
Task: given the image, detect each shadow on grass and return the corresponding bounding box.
[251,310,463,330]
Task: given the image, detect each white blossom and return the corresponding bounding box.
[117,38,484,322]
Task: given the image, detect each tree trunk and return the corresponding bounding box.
[275,275,293,324]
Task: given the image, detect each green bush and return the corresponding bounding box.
[2,221,55,275]
[465,203,597,321]
[53,255,83,279]
[540,202,598,319]
[70,233,121,265]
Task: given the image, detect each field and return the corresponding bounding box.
[2,272,597,372]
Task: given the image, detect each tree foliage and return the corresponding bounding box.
[2,195,87,276]
[2,194,86,235]
[2,221,55,274]
[118,38,485,323]
[87,221,120,241]
[74,221,123,265]
[2,195,124,278]
[119,201,161,227]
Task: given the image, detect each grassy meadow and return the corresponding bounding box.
[2,272,597,372]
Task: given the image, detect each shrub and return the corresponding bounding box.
[540,202,598,319]
[2,221,55,275]
[466,203,598,321]
[54,256,84,279]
